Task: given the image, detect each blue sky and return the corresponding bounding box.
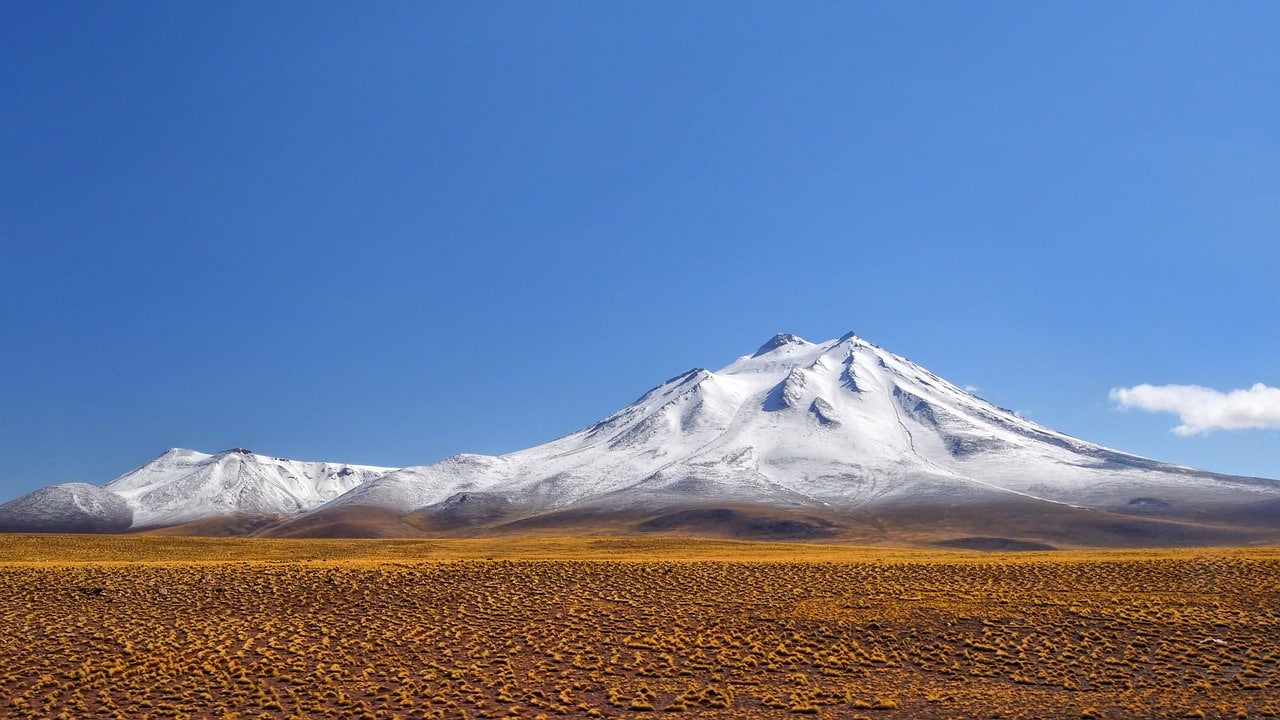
[2,2,1277,501]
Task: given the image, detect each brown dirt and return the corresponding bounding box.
[0,536,1277,719]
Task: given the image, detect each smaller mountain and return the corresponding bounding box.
[0,483,133,533]
[103,448,394,528]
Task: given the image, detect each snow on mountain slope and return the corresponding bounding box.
[318,332,1280,519]
[4,330,1277,535]
[0,483,133,533]
[105,448,394,527]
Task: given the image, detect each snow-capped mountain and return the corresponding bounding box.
[314,332,1279,521]
[2,331,1277,543]
[0,448,395,530]
[1,447,397,533]
[0,483,132,533]
[102,448,394,527]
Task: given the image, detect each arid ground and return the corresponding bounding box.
[1,536,1278,719]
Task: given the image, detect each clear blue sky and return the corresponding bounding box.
[2,2,1278,501]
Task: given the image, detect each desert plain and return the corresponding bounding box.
[1,536,1278,719]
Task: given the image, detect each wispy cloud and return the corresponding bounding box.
[1110,383,1280,436]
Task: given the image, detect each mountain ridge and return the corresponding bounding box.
[2,331,1277,545]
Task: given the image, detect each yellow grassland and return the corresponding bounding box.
[1,535,1278,719]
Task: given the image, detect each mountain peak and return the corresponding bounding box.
[752,333,809,357]
[6,328,1280,543]
[99,449,395,528]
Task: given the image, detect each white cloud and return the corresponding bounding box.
[1110,383,1280,436]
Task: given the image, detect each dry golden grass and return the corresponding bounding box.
[1,535,1278,719]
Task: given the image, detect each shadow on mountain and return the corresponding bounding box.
[140,514,282,537]
[256,506,426,538]
[1213,498,1280,528]
[255,494,524,538]
[635,507,837,540]
[934,537,1057,551]
[0,515,131,534]
[849,496,1275,548]
[403,492,518,531]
